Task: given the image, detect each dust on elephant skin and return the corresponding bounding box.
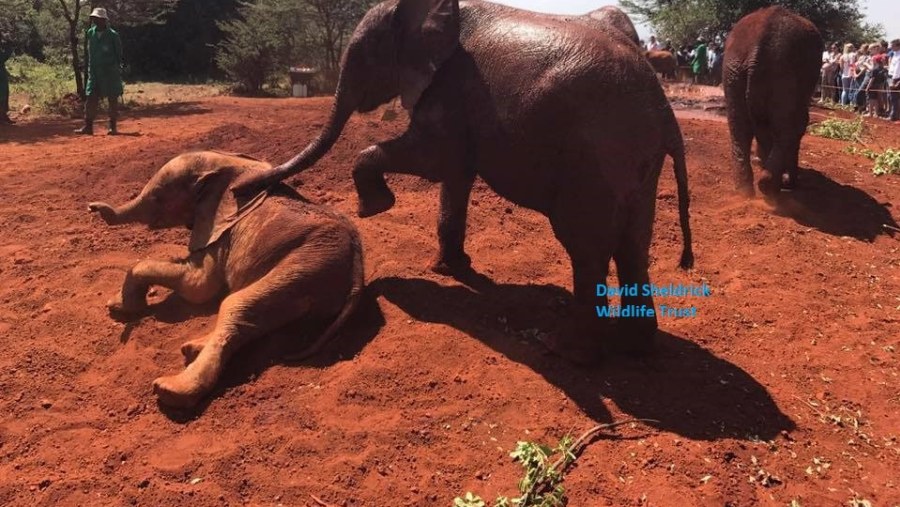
[723,6,823,196]
[88,151,364,409]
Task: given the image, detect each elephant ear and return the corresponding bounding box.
[188,167,268,253]
[393,0,460,110]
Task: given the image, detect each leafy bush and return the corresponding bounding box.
[7,55,79,116]
[846,146,900,176]
[215,0,309,94]
[808,116,865,142]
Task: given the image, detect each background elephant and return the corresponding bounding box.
[723,6,823,195]
[646,50,677,79]
[235,0,693,363]
[89,151,364,408]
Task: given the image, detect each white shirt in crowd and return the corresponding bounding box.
[647,40,661,51]
[890,52,900,79]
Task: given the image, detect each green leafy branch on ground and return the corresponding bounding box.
[454,420,652,507]
[808,115,865,142]
[845,146,900,176]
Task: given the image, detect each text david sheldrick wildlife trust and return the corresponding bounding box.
[595,283,711,318]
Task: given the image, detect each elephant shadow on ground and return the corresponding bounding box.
[770,167,897,241]
[369,275,794,442]
[152,290,385,422]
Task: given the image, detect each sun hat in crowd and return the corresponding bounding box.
[89,7,109,20]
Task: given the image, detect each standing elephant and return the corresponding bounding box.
[235,0,693,362]
[89,151,364,408]
[646,50,677,79]
[724,6,823,195]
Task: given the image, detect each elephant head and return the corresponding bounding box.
[90,152,270,252]
[235,0,461,191]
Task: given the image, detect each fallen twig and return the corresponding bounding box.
[883,224,900,234]
[310,494,338,507]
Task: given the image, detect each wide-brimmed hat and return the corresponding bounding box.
[90,7,109,20]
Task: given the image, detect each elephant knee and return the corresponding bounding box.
[353,146,384,180]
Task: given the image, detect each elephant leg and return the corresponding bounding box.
[767,98,808,192]
[611,193,658,355]
[431,175,476,275]
[542,200,617,365]
[111,254,222,317]
[152,249,324,408]
[756,128,773,171]
[353,123,464,219]
[726,78,755,196]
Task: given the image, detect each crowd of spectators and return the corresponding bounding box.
[640,36,723,85]
[821,38,900,121]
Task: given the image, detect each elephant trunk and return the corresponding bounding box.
[275,76,358,179]
[89,195,150,226]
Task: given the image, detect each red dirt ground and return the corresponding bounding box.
[0,92,898,507]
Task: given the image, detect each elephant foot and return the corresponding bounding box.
[106,295,147,322]
[429,252,472,276]
[757,170,779,196]
[356,178,396,218]
[606,318,659,357]
[180,339,207,365]
[152,370,213,409]
[780,172,797,192]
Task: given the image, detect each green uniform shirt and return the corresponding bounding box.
[84,25,124,98]
[692,44,708,76]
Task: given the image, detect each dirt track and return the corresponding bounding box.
[0,93,898,506]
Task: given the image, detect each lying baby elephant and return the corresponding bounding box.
[89,151,364,408]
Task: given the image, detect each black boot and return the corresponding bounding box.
[74,122,93,135]
[107,120,117,136]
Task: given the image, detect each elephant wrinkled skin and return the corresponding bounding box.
[724,6,823,196]
[234,0,693,363]
[89,151,364,408]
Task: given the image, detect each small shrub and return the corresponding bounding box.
[7,55,76,115]
[845,146,900,176]
[808,115,865,142]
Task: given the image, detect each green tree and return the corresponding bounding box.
[304,0,376,70]
[0,0,37,52]
[215,0,377,93]
[621,0,884,47]
[215,0,309,93]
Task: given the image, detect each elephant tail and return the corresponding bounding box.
[290,234,365,361]
[670,138,694,270]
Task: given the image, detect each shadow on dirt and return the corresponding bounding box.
[117,293,221,344]
[370,275,795,442]
[158,289,385,422]
[0,101,211,145]
[770,167,898,241]
[123,101,212,119]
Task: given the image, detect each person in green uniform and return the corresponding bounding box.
[691,39,708,85]
[75,7,124,135]
[0,36,13,125]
